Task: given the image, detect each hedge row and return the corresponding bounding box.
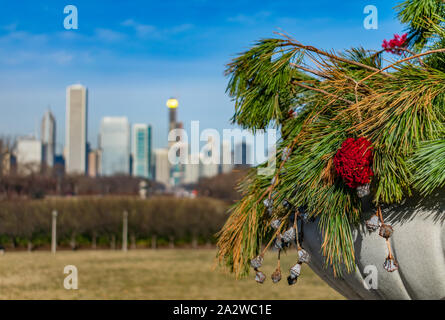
[0,196,229,250]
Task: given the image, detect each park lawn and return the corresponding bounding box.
[0,249,343,300]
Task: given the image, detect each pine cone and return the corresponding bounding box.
[271,268,282,283]
[250,255,263,269]
[383,257,399,272]
[270,219,281,229]
[298,249,310,263]
[379,224,394,239]
[290,262,302,278]
[255,271,266,284]
[287,275,298,285]
[357,183,371,198]
[282,227,296,243]
[365,215,380,232]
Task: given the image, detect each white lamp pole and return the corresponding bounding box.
[51,210,58,254]
[122,211,128,252]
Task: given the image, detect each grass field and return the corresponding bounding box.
[0,249,343,300]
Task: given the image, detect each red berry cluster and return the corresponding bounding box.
[333,137,374,188]
[382,33,407,55]
[288,109,297,119]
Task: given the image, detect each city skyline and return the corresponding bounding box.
[0,1,403,150]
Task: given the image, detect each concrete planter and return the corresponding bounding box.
[302,188,445,299]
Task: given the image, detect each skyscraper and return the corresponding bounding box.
[132,123,152,179]
[88,149,101,177]
[220,140,234,174]
[200,135,219,178]
[16,137,42,175]
[234,141,253,167]
[100,117,130,176]
[183,152,201,184]
[66,84,88,174]
[166,98,178,140]
[41,110,56,167]
[154,148,170,186]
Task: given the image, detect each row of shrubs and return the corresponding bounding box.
[0,196,229,250]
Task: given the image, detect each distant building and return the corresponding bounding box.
[220,140,234,174]
[16,137,42,175]
[200,136,219,178]
[183,153,200,184]
[132,124,152,179]
[66,84,88,174]
[41,110,56,168]
[234,141,253,167]
[100,117,130,176]
[1,149,16,176]
[54,154,65,178]
[88,149,101,177]
[154,148,170,186]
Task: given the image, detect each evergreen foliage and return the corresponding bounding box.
[217,1,445,277]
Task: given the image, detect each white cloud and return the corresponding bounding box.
[50,51,74,65]
[0,30,48,45]
[94,28,126,42]
[121,19,193,38]
[169,23,194,34]
[121,19,156,38]
[2,23,18,32]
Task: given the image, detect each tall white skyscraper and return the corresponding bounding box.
[66,84,88,174]
[132,123,152,179]
[41,110,56,167]
[100,117,130,176]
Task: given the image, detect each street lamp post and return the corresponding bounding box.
[122,211,128,252]
[51,210,58,254]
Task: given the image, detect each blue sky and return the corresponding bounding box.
[0,0,404,152]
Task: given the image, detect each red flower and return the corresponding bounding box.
[333,137,374,188]
[382,33,407,55]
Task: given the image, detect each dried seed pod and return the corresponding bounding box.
[282,227,296,243]
[270,219,281,230]
[250,255,263,269]
[357,183,371,198]
[298,248,310,263]
[263,199,273,208]
[282,199,292,210]
[383,257,399,272]
[379,224,394,239]
[290,262,302,278]
[273,236,283,250]
[287,275,298,285]
[255,271,266,284]
[282,147,291,161]
[365,215,380,232]
[271,268,282,283]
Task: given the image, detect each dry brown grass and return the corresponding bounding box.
[0,249,343,300]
